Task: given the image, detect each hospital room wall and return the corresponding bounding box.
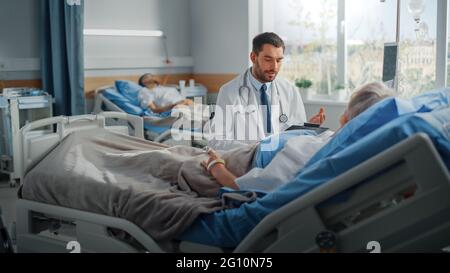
[84,0,193,75]
[0,0,251,108]
[0,1,194,101]
[191,0,249,74]
[87,0,255,107]
[190,0,259,104]
[0,0,41,86]
[83,0,194,112]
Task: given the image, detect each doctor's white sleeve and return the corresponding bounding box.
[205,86,253,151]
[289,85,307,124]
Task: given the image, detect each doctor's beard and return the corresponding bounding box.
[253,62,279,83]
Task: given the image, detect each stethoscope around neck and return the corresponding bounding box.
[238,68,289,124]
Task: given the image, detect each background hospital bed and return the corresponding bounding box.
[15,113,450,253]
[93,85,207,147]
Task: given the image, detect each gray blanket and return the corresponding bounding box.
[21,128,258,241]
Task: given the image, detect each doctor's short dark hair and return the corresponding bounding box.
[252,32,285,54]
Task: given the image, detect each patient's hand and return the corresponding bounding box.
[182,99,194,106]
[201,149,239,189]
[308,107,326,125]
[173,99,194,110]
[201,149,221,170]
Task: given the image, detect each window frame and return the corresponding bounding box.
[436,0,448,88]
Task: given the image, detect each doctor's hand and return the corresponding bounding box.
[308,107,326,125]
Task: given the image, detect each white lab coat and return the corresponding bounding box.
[204,69,307,151]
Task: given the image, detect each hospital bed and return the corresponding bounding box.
[14,102,450,253]
[92,85,208,147]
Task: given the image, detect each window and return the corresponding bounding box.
[272,0,338,96]
[346,0,397,90]
[264,0,447,101]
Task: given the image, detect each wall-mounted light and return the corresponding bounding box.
[83,29,164,37]
[83,29,171,64]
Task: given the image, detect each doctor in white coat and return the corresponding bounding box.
[205,32,326,150]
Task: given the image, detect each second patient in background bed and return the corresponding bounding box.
[137,73,194,113]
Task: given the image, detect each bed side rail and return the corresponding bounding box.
[99,111,144,139]
[92,89,124,114]
[19,116,67,182]
[16,199,164,253]
[18,113,144,182]
[235,133,450,253]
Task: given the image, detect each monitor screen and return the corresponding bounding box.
[382,43,398,84]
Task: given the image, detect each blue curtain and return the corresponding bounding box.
[40,0,85,116]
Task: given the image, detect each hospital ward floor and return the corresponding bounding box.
[0,174,17,249]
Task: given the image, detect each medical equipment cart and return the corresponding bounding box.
[0,88,53,187]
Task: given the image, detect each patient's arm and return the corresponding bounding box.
[209,164,239,190]
[148,101,175,113]
[201,149,239,190]
[152,99,193,113]
[180,99,194,106]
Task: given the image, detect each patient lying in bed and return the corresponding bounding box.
[128,82,392,195]
[20,82,393,243]
[202,82,394,192]
[138,73,194,113]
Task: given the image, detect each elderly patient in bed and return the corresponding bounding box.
[20,82,394,242]
[201,82,394,193]
[137,73,194,114]
[119,81,393,196]
[28,81,392,200]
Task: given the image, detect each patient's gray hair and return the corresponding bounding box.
[347,82,394,120]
